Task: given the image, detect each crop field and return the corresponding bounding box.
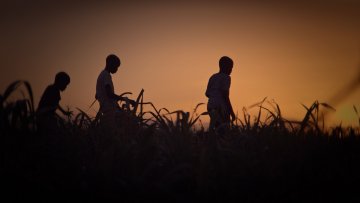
[1,81,360,202]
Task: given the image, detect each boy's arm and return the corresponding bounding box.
[105,84,119,100]
[105,84,136,106]
[222,76,235,121]
[37,106,57,115]
[58,105,72,116]
[226,95,236,121]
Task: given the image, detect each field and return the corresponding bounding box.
[1,81,360,202]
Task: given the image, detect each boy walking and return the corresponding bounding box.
[95,54,135,126]
[205,56,236,132]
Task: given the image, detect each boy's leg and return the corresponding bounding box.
[216,108,231,134]
[208,108,221,132]
[208,109,215,132]
[100,106,129,132]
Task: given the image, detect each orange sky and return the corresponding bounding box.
[1,0,359,128]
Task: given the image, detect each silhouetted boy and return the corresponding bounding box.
[206,56,236,132]
[95,54,135,126]
[37,72,71,129]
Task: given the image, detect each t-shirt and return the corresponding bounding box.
[37,84,60,116]
[205,72,231,110]
[95,69,118,113]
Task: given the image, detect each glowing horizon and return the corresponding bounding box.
[1,1,359,128]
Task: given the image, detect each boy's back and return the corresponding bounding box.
[36,72,70,131]
[37,84,61,116]
[95,69,118,113]
[206,72,231,110]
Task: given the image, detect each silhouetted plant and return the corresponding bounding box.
[0,80,35,133]
[1,80,360,202]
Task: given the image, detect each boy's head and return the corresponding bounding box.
[55,72,70,91]
[106,54,121,74]
[219,56,233,75]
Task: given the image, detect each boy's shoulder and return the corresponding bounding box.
[211,72,230,80]
[39,84,60,104]
[45,84,58,92]
[98,69,111,79]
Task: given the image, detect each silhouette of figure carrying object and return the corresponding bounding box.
[37,72,72,131]
[205,56,236,133]
[95,54,136,128]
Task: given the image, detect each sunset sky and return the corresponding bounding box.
[1,0,359,128]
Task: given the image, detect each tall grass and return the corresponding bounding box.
[0,80,35,133]
[1,81,360,202]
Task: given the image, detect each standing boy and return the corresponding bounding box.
[205,56,236,132]
[95,54,135,126]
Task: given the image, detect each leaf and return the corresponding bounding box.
[248,97,267,109]
[119,92,132,97]
[354,105,359,116]
[2,80,21,102]
[193,103,205,113]
[23,81,34,114]
[276,103,282,118]
[89,99,97,109]
[132,89,144,114]
[189,115,201,128]
[301,103,310,112]
[300,101,321,133]
[200,111,209,116]
[320,103,336,111]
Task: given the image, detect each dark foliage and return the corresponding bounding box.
[1,81,359,202]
